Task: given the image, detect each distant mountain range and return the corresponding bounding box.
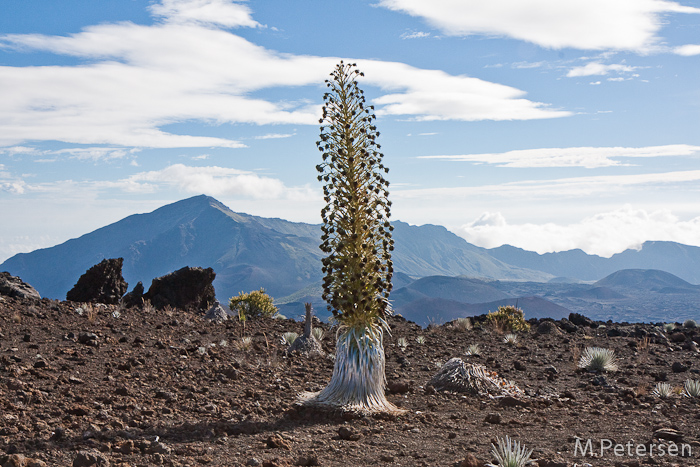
[489,241,700,284]
[2,195,698,325]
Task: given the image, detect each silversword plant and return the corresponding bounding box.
[312,327,325,342]
[578,346,618,372]
[466,343,481,356]
[454,317,472,331]
[487,435,534,467]
[282,332,298,346]
[683,379,700,398]
[416,335,426,344]
[397,337,408,351]
[652,382,675,398]
[300,61,399,414]
[503,333,518,345]
[663,323,677,332]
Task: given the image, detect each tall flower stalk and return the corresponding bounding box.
[299,61,400,414]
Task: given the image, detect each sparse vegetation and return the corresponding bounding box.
[578,346,618,372]
[487,435,534,467]
[453,317,472,331]
[486,305,531,333]
[229,289,278,321]
[416,335,425,344]
[684,319,697,329]
[663,322,677,332]
[235,336,253,351]
[684,379,700,398]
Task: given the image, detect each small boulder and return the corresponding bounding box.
[569,312,597,328]
[144,266,215,311]
[0,272,41,300]
[536,321,561,335]
[66,258,128,304]
[204,301,229,322]
[72,450,109,467]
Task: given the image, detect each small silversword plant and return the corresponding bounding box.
[416,335,426,344]
[454,317,472,331]
[397,337,408,351]
[466,343,481,356]
[282,332,298,346]
[684,319,697,329]
[578,346,618,372]
[312,327,325,341]
[236,336,253,351]
[683,379,700,398]
[503,333,518,345]
[663,323,677,333]
[487,435,534,467]
[652,382,675,398]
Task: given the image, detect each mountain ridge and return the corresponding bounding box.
[0,195,549,302]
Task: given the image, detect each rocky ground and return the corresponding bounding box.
[1,294,700,467]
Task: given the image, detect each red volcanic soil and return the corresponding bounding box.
[1,295,700,466]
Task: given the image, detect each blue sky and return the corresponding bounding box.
[1,0,700,263]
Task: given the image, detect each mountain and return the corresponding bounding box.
[488,241,700,284]
[594,269,700,294]
[0,195,549,302]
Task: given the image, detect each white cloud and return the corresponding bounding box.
[149,0,260,28]
[364,61,571,121]
[400,31,431,39]
[674,44,700,56]
[567,62,637,77]
[458,206,700,257]
[418,144,700,169]
[0,0,569,149]
[254,133,296,140]
[394,169,700,207]
[378,0,700,51]
[113,164,316,200]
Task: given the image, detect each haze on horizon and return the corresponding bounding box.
[1,0,699,263]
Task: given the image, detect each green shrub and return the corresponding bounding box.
[229,289,278,321]
[486,306,531,333]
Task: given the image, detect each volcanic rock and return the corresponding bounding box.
[144,266,215,311]
[66,258,127,304]
[0,272,40,300]
[120,281,144,308]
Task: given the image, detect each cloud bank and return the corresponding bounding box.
[378,0,700,51]
[459,207,700,257]
[419,144,700,169]
[0,0,569,149]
